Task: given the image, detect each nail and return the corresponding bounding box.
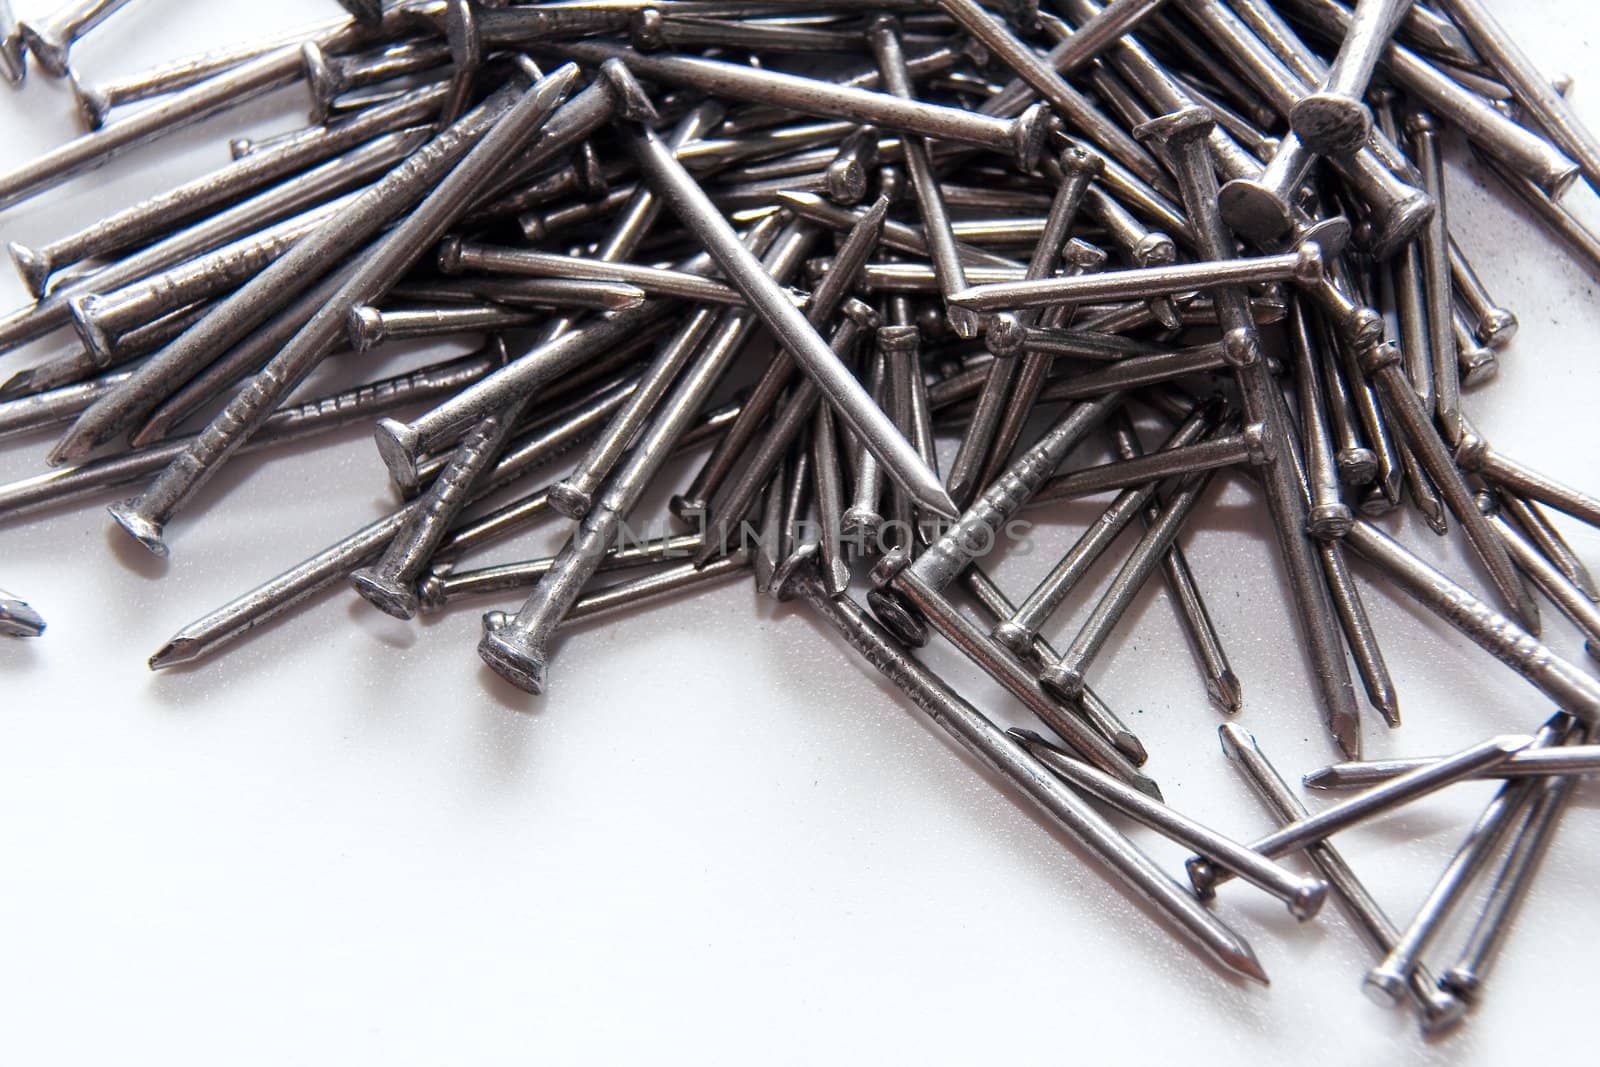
[1498,493,1600,602]
[934,0,1165,186]
[345,304,536,353]
[869,16,979,339]
[1218,723,1467,1032]
[0,586,45,637]
[1015,729,1327,919]
[1187,733,1529,896]
[993,391,1217,659]
[1456,429,1600,531]
[1321,538,1399,726]
[1,299,205,402]
[1448,238,1517,349]
[1479,493,1600,655]
[1356,335,1540,630]
[840,345,888,541]
[623,122,956,521]
[752,459,788,594]
[0,366,135,443]
[1288,299,1353,537]
[477,229,816,695]
[1289,0,1409,153]
[1341,519,1600,726]
[1305,741,1600,789]
[951,241,1326,311]
[106,67,580,557]
[1363,773,1542,1007]
[18,0,137,77]
[0,35,337,213]
[144,376,643,671]
[770,549,1266,984]
[1040,471,1217,699]
[12,88,444,297]
[0,345,513,525]
[550,40,1049,171]
[1391,240,1435,406]
[674,197,884,523]
[1139,103,1361,757]
[1033,422,1260,503]
[1437,0,1600,197]
[1441,769,1578,1000]
[1110,409,1243,713]
[67,11,354,126]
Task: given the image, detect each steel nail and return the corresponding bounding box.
[18,0,138,77]
[870,546,1160,796]
[1498,492,1600,602]
[770,549,1265,983]
[1341,519,1600,726]
[1289,0,1410,154]
[0,0,24,86]
[1440,768,1578,1000]
[1479,492,1600,655]
[106,66,580,557]
[624,122,955,520]
[1363,773,1543,1007]
[1305,741,1600,789]
[1016,728,1327,919]
[1187,733,1530,897]
[1218,723,1467,1031]
[1455,429,1600,531]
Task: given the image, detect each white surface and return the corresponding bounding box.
[1,1,1598,1063]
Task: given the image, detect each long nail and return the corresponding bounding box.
[1498,493,1600,602]
[770,549,1265,983]
[994,399,1216,656]
[551,40,1049,171]
[1357,335,1540,630]
[1440,769,1579,999]
[440,238,746,305]
[1448,238,1517,350]
[1187,733,1529,896]
[1305,742,1600,789]
[869,16,980,339]
[1218,723,1466,1032]
[1140,103,1361,757]
[0,345,517,530]
[1041,471,1216,699]
[1363,773,1543,1007]
[624,122,956,521]
[106,67,581,557]
[1015,728,1327,919]
[1456,430,1600,531]
[1341,519,1600,726]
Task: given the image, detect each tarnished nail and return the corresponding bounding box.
[1289,0,1409,153]
[1479,492,1600,656]
[1498,492,1600,602]
[1219,723,1467,1032]
[1016,729,1327,919]
[1187,733,1529,897]
[870,547,1162,797]
[624,121,956,520]
[106,66,580,557]
[1342,519,1600,726]
[770,549,1266,984]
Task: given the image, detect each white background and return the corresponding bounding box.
[1,1,1598,1063]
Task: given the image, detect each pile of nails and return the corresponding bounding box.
[2,0,1600,1034]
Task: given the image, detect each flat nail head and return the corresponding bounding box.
[106,500,169,558]
[477,619,548,694]
[351,568,421,619]
[1291,92,1374,156]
